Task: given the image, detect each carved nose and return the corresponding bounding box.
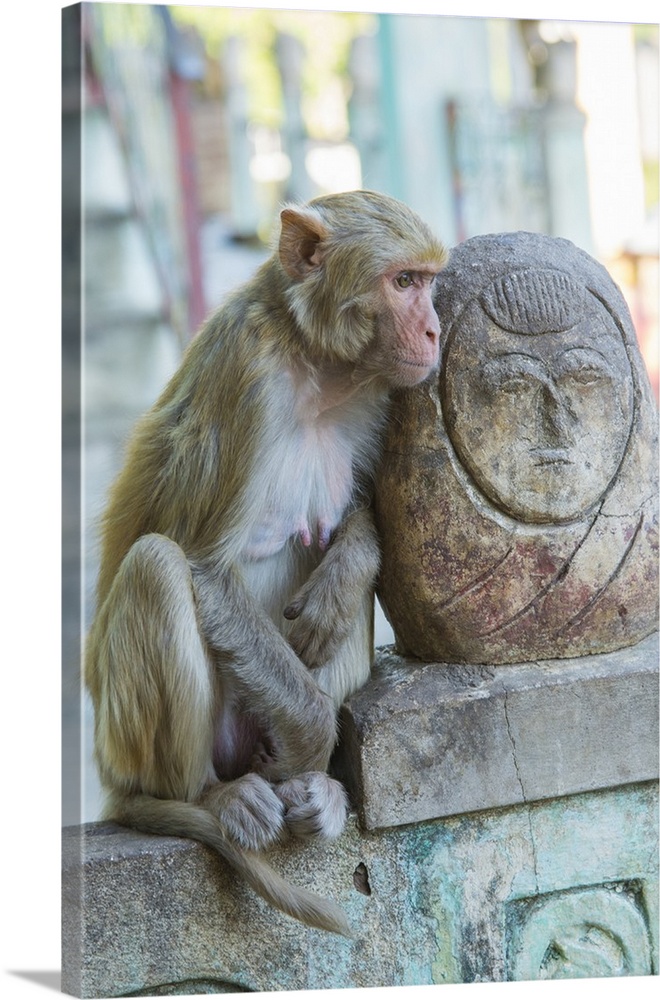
[538,382,576,444]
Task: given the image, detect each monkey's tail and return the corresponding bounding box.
[108,794,352,937]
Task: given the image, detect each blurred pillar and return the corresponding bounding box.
[367,14,493,242]
[224,36,259,239]
[375,15,405,200]
[574,22,646,259]
[539,39,593,254]
[160,8,207,332]
[276,33,313,202]
[348,33,389,193]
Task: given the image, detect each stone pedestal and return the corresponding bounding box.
[63,634,658,997]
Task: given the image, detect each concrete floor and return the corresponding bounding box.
[64,108,394,826]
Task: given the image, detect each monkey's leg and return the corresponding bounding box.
[251,507,378,840]
[269,583,372,841]
[192,561,340,780]
[89,534,351,934]
[88,533,216,802]
[192,559,352,841]
[236,735,348,843]
[88,533,286,850]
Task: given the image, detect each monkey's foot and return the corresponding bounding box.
[275,772,348,841]
[249,740,276,775]
[201,773,285,851]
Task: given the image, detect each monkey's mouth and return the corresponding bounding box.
[394,360,437,388]
[398,358,436,373]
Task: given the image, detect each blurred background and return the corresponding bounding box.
[62,3,659,826]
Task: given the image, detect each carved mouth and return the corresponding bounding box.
[532,449,572,467]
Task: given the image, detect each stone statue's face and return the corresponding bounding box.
[441,297,634,523]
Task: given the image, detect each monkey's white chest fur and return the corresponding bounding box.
[244,414,354,560]
[237,368,383,617]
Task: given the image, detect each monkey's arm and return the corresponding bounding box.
[283,506,380,669]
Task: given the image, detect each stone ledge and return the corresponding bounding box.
[62,815,400,997]
[334,633,659,831]
[62,783,659,997]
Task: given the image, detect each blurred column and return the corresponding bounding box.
[160,8,207,332]
[348,32,389,193]
[224,35,259,239]
[275,33,313,202]
[367,14,494,242]
[374,15,405,200]
[573,22,646,259]
[539,39,593,253]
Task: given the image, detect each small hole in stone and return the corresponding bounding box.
[353,862,372,896]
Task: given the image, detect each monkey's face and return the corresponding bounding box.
[278,193,447,374]
[371,268,442,388]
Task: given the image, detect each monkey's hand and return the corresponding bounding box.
[283,507,380,669]
[283,570,354,667]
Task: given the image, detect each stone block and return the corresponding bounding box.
[62,782,658,996]
[334,633,658,831]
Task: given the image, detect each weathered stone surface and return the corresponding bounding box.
[334,634,658,831]
[375,232,658,663]
[62,782,658,996]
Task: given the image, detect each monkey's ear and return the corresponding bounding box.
[279,207,328,280]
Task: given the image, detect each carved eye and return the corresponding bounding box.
[499,373,533,394]
[562,366,606,387]
[395,272,414,288]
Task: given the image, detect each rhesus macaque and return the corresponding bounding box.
[86,190,446,934]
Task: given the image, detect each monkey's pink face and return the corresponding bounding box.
[380,269,441,387]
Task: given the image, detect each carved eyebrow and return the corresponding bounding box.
[487,351,540,362]
[482,352,544,370]
[554,347,620,379]
[480,353,546,383]
[558,346,611,365]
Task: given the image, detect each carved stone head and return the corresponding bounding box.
[375,232,658,663]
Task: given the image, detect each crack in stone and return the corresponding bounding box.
[503,692,526,803]
[599,493,655,518]
[503,692,540,893]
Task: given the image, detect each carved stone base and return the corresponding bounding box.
[63,638,659,997]
[62,783,658,996]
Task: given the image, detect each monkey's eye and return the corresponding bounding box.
[395,272,414,288]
